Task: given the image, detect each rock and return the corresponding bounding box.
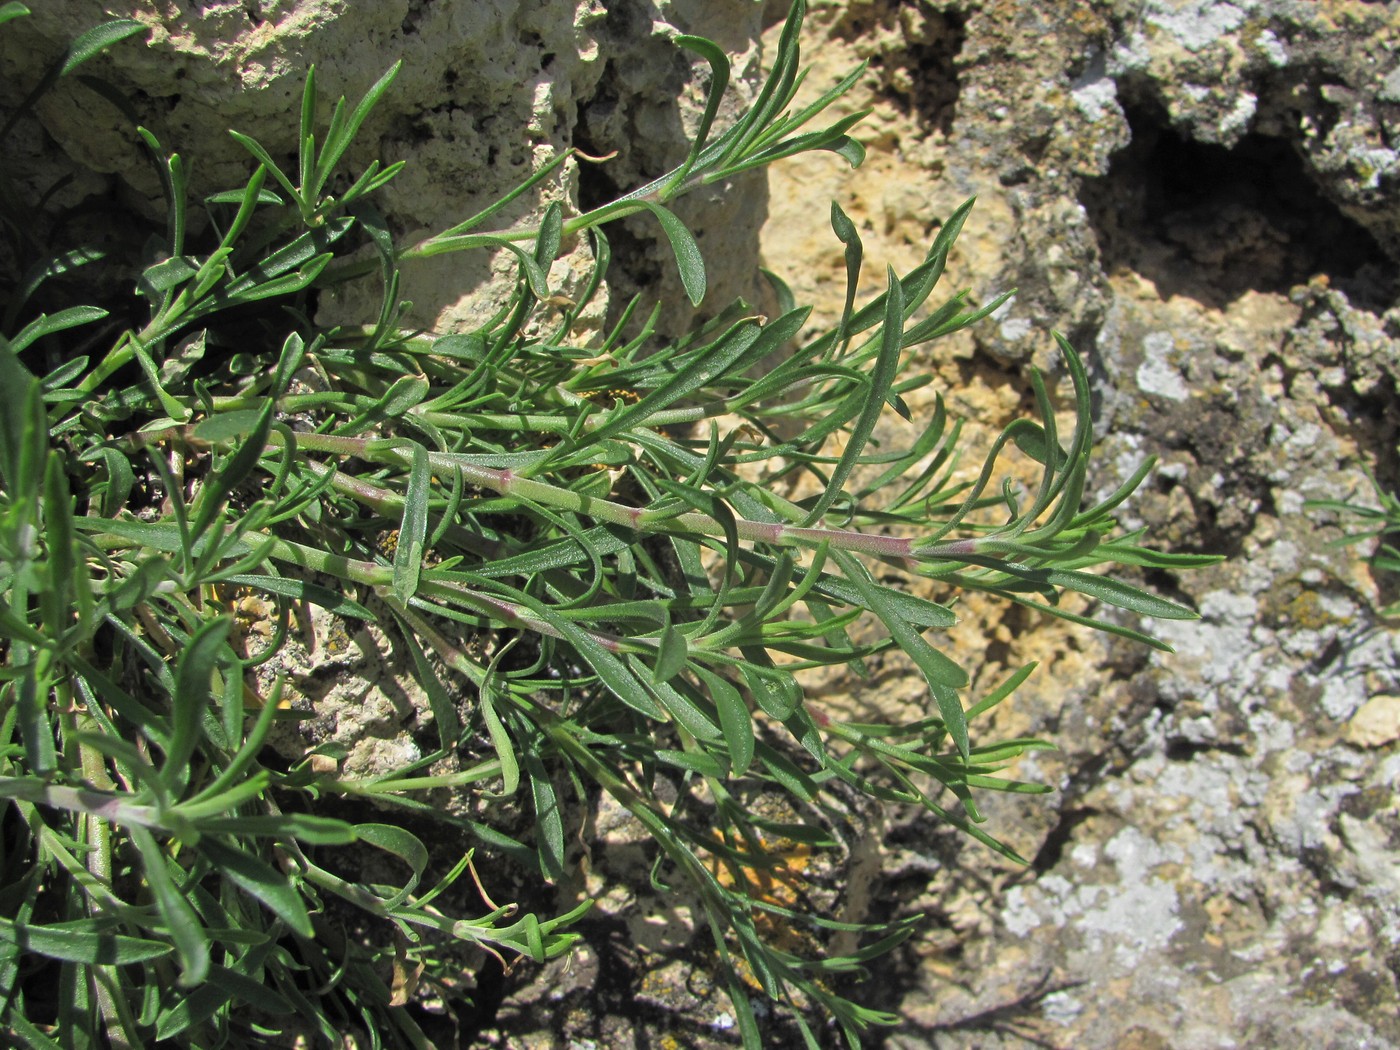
[1344,695,1400,749]
[0,0,769,335]
[761,1,1400,1046]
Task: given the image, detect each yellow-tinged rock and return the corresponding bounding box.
[1343,695,1400,748]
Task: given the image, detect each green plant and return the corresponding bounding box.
[1308,471,1400,617]
[0,3,1216,1047]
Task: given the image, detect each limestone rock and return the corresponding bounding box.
[761,1,1400,1047]
[1345,695,1400,749]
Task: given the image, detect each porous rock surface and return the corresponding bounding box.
[6,1,1399,1047]
[758,2,1400,1048]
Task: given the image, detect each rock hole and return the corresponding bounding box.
[1031,807,1097,873]
[1080,95,1395,309]
[841,3,966,138]
[399,0,429,37]
[1164,738,1248,762]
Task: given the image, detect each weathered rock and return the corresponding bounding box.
[0,0,769,336]
[761,1,1400,1047]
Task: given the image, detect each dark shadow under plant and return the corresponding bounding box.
[0,3,1218,1047]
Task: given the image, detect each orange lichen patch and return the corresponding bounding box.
[708,833,813,910]
[705,832,826,990]
[375,528,401,559]
[579,387,642,406]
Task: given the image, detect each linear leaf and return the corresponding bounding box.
[668,33,730,193]
[802,265,903,526]
[162,616,230,794]
[834,549,970,757]
[357,823,428,907]
[521,745,565,883]
[699,667,753,776]
[393,441,430,603]
[60,19,145,75]
[479,676,519,796]
[0,918,171,965]
[313,60,402,195]
[129,826,208,985]
[201,814,356,843]
[198,838,313,937]
[640,201,706,306]
[7,306,109,354]
[654,624,688,684]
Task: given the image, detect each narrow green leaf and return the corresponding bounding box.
[41,451,79,634]
[754,740,817,802]
[127,336,190,421]
[698,667,753,776]
[204,252,331,309]
[188,396,274,546]
[654,748,726,777]
[653,624,688,684]
[523,597,666,719]
[379,372,430,417]
[204,184,284,205]
[393,441,430,603]
[198,838,313,937]
[128,826,208,985]
[640,201,706,306]
[270,330,308,396]
[223,217,352,291]
[201,814,356,844]
[356,823,428,907]
[834,549,970,757]
[736,657,801,722]
[17,665,57,775]
[227,128,299,202]
[85,446,135,517]
[1011,422,1068,468]
[520,747,565,883]
[584,319,762,446]
[965,662,1038,722]
[298,65,317,195]
[1044,567,1199,619]
[0,342,43,496]
[802,266,903,526]
[535,200,563,267]
[162,616,231,793]
[40,355,90,392]
[827,201,862,357]
[7,306,109,354]
[479,677,519,796]
[666,33,730,194]
[0,5,30,29]
[0,918,171,965]
[396,626,460,752]
[823,134,866,167]
[133,249,189,309]
[645,669,722,741]
[59,19,145,75]
[192,408,264,444]
[313,61,402,195]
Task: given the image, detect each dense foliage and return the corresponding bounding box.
[0,3,1213,1046]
